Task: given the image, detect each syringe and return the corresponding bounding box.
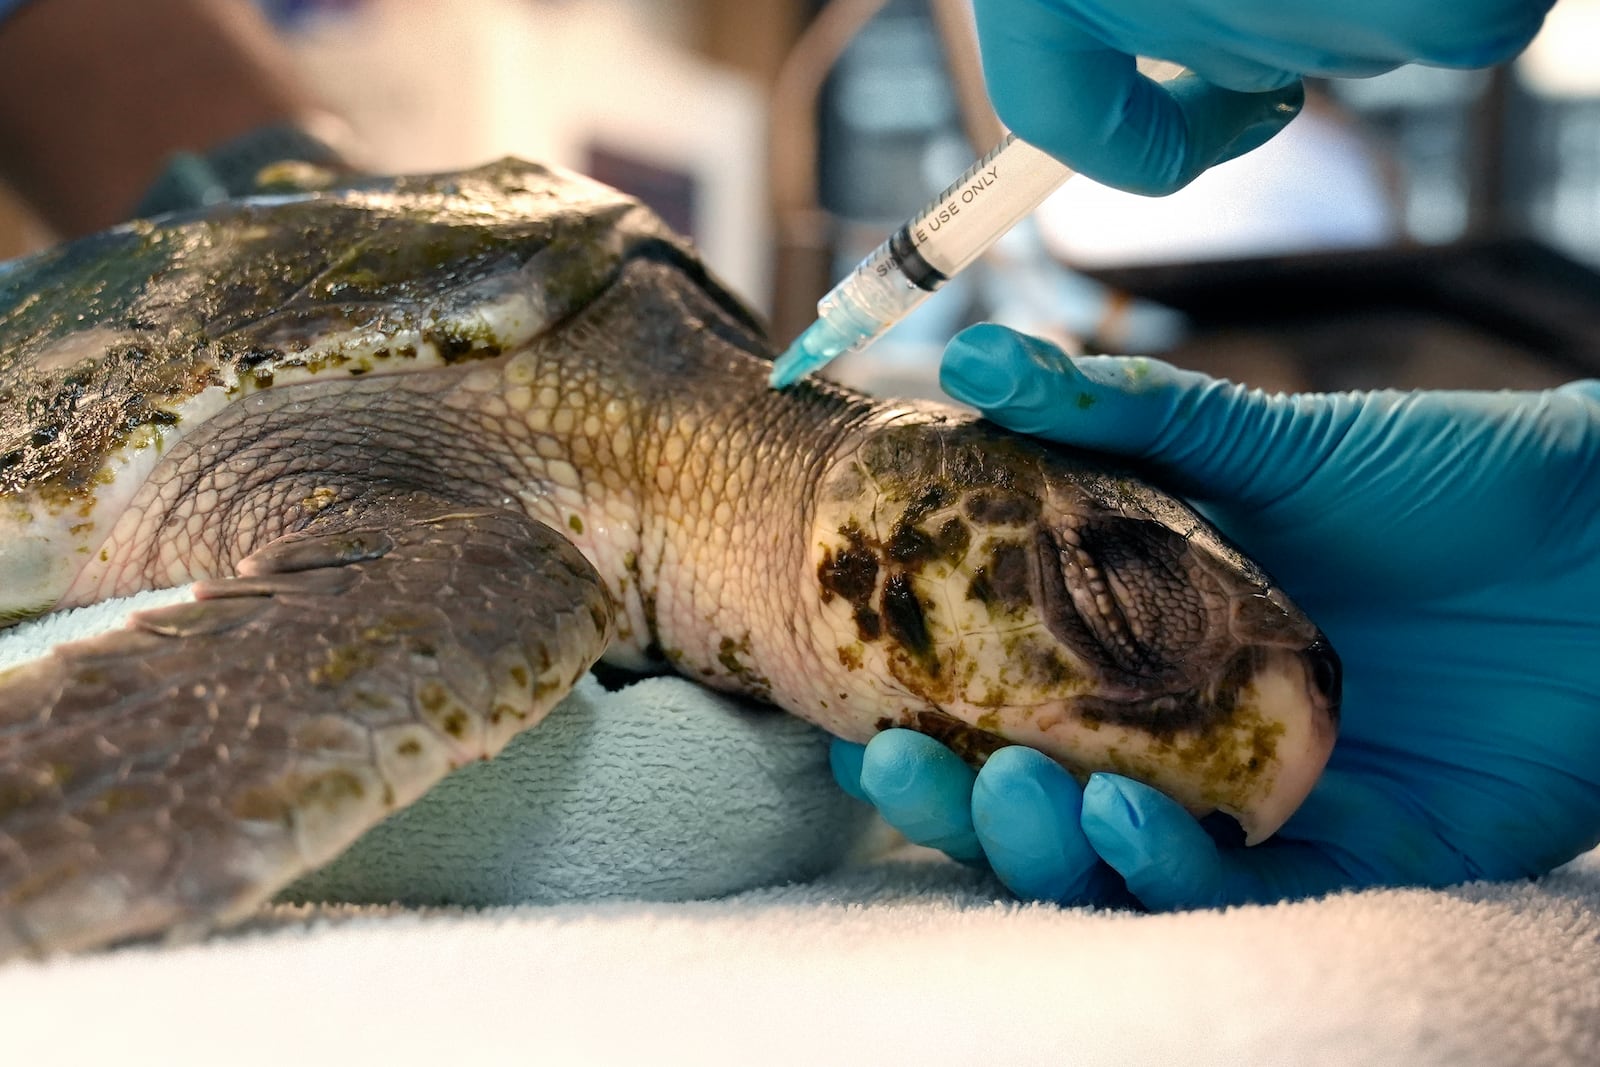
[769,132,1078,389]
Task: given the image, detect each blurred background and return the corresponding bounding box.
[4,0,1600,396]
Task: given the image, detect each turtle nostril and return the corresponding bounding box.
[1305,637,1343,714]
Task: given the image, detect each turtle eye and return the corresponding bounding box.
[1305,638,1342,712]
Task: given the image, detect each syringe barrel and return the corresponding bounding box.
[805,134,1075,359]
[895,134,1075,286]
[814,239,931,349]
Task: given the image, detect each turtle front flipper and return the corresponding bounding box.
[0,496,612,961]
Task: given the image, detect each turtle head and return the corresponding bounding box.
[812,414,1339,844]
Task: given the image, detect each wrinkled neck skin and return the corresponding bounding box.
[456,263,911,713]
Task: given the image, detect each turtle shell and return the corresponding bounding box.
[0,159,753,623]
[0,159,745,508]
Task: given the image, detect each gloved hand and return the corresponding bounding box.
[972,0,1554,193]
[833,322,1600,909]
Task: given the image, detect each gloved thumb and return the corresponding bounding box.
[939,323,1355,509]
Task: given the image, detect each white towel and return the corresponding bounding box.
[4,592,1598,1067]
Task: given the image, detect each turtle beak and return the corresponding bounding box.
[1228,637,1340,845]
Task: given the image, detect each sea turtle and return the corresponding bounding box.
[0,160,1339,959]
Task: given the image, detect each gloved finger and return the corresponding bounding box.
[1560,379,1600,404]
[970,747,1118,904]
[1132,30,1400,84]
[973,6,1301,194]
[1384,3,1552,69]
[1170,52,1300,95]
[1276,766,1474,884]
[828,738,869,802]
[940,324,1350,510]
[1080,774,1355,910]
[1165,72,1305,174]
[1029,0,1550,77]
[1176,44,1396,83]
[1177,1,1547,75]
[859,729,985,864]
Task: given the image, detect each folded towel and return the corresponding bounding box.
[0,588,875,906]
[7,593,1600,1067]
[3,848,1597,1066]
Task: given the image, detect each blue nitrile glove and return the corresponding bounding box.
[833,322,1600,909]
[972,0,1553,193]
